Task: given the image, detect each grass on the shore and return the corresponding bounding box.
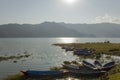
[4,74,24,80]
[108,65,120,80]
[109,73,120,80]
[100,64,120,80]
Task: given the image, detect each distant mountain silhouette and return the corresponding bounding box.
[0,22,90,37]
[62,23,120,37]
[0,22,120,37]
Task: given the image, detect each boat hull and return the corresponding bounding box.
[21,70,67,78]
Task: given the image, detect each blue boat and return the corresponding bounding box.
[73,48,93,55]
[102,61,116,70]
[21,70,65,77]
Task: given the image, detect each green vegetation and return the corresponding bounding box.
[109,73,120,80]
[4,74,24,80]
[50,66,63,71]
[0,53,32,62]
[63,61,71,64]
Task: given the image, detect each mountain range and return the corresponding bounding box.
[0,22,120,37]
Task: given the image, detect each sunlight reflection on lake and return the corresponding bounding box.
[57,38,77,43]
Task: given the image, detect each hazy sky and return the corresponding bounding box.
[0,0,120,24]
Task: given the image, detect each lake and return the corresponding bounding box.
[0,38,120,79]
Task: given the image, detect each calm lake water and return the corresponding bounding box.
[0,38,120,79]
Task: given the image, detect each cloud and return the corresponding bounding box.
[91,14,120,24]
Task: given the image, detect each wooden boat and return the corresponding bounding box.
[94,60,102,69]
[82,60,115,70]
[21,70,65,78]
[73,48,93,55]
[82,60,97,70]
[102,61,116,70]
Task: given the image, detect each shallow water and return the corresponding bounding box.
[0,38,120,79]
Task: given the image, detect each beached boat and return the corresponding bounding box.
[94,60,102,69]
[102,61,116,70]
[82,60,97,70]
[73,48,93,55]
[21,70,65,77]
[82,60,116,70]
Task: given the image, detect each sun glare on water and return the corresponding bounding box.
[59,38,76,43]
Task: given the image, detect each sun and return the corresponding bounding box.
[62,0,77,5]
